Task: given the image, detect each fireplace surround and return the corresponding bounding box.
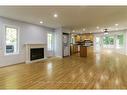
[25,43,47,63]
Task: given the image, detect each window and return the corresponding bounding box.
[103,36,114,48]
[47,33,53,51]
[5,26,19,55]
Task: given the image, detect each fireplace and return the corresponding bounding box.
[30,48,44,61]
[25,43,47,63]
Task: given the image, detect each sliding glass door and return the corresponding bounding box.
[116,34,124,49]
[95,32,125,53]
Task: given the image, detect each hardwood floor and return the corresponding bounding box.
[0,47,127,89]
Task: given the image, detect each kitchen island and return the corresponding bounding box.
[80,45,87,57]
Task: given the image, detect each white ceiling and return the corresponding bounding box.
[0,6,127,33]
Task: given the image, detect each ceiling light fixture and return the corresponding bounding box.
[96,26,100,29]
[115,24,119,26]
[54,13,58,18]
[104,29,109,35]
[40,21,43,24]
[83,28,85,31]
[72,30,75,32]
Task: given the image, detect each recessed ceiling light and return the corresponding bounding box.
[96,26,99,29]
[72,30,75,32]
[54,13,58,18]
[40,21,43,24]
[83,28,85,31]
[115,24,119,26]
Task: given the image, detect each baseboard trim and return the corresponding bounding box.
[0,62,24,68]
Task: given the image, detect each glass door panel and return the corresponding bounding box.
[116,34,124,49]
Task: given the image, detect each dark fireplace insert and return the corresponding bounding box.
[30,48,44,61]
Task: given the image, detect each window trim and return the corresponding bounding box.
[4,24,20,56]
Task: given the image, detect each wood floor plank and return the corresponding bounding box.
[0,47,127,89]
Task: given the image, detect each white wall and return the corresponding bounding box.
[54,28,63,58]
[0,17,54,67]
[54,28,71,57]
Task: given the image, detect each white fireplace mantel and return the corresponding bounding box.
[25,43,47,64]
